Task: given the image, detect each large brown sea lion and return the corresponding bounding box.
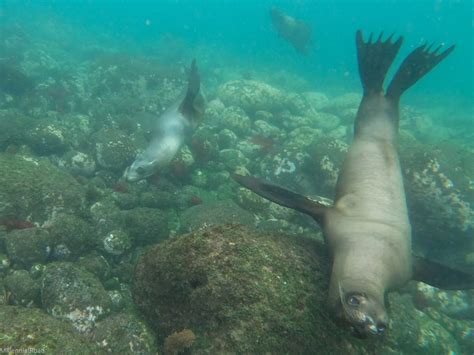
[233,31,473,337]
[270,7,312,54]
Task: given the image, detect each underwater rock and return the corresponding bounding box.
[47,214,96,259]
[219,106,251,135]
[178,200,254,233]
[4,269,40,307]
[25,121,69,155]
[93,128,139,171]
[90,197,125,236]
[59,150,96,177]
[219,148,250,170]
[76,252,111,282]
[5,228,51,268]
[302,91,329,111]
[0,153,86,223]
[101,229,132,256]
[133,224,371,353]
[0,109,31,150]
[385,293,461,354]
[399,137,473,268]
[41,262,112,332]
[0,253,11,276]
[311,112,341,132]
[0,63,35,96]
[0,305,103,352]
[91,313,158,354]
[319,92,361,119]
[217,128,238,149]
[123,207,169,246]
[217,80,286,114]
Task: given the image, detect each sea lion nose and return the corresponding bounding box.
[377,323,387,334]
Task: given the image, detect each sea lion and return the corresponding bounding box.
[233,31,473,337]
[124,59,204,182]
[270,7,312,54]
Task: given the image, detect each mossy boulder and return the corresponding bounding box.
[5,228,51,268]
[4,269,40,306]
[384,293,461,354]
[0,153,86,223]
[0,306,103,352]
[217,80,286,114]
[48,214,97,258]
[178,200,254,233]
[93,128,139,171]
[41,262,112,332]
[0,109,31,150]
[133,224,371,353]
[25,121,69,155]
[92,313,157,353]
[123,207,169,246]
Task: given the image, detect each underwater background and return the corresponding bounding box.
[0,0,473,353]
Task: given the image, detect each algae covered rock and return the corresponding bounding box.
[47,214,96,258]
[92,313,157,354]
[217,80,286,114]
[0,153,86,223]
[4,269,40,306]
[123,207,169,246]
[384,293,461,354]
[93,128,139,171]
[5,228,51,268]
[0,306,103,352]
[25,121,69,155]
[41,262,112,332]
[133,224,370,354]
[178,200,254,232]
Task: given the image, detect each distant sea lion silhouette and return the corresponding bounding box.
[270,7,312,54]
[233,31,473,337]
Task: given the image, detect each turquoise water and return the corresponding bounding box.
[4,0,472,104]
[0,0,473,353]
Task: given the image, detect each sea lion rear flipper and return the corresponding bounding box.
[387,42,455,101]
[232,174,328,225]
[412,255,474,290]
[179,59,204,121]
[356,31,403,95]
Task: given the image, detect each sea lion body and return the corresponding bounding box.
[232,31,463,337]
[325,94,412,332]
[270,7,311,54]
[124,59,203,182]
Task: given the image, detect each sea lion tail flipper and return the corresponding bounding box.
[356,30,403,95]
[179,59,204,120]
[232,174,328,224]
[412,255,474,290]
[387,42,455,101]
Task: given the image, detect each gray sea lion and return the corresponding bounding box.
[233,31,473,337]
[124,59,204,182]
[270,7,312,54]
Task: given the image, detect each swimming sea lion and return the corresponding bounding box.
[124,59,204,182]
[270,7,312,54]
[233,31,473,337]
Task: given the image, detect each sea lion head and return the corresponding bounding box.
[123,153,157,182]
[338,282,388,337]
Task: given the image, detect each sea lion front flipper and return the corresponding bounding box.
[412,255,474,290]
[232,174,328,225]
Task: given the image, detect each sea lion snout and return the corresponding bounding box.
[339,291,388,337]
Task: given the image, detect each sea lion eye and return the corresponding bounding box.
[136,167,145,175]
[377,323,386,333]
[348,296,360,306]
